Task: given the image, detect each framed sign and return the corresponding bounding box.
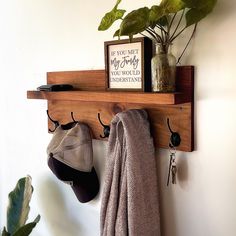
[104,37,153,91]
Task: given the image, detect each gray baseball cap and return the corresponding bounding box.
[47,122,99,203]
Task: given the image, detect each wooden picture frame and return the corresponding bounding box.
[104,37,153,91]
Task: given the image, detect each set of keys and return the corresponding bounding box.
[167,152,177,186]
[166,118,181,186]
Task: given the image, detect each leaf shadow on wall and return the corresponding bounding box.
[38,177,83,236]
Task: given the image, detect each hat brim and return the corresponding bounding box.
[48,156,99,203]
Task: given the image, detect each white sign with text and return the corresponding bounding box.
[108,42,142,89]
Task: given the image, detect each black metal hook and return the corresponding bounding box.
[46,110,59,132]
[98,113,110,138]
[167,118,181,147]
[71,112,77,123]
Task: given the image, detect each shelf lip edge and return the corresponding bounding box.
[27,90,191,105]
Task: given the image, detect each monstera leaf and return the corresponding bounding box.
[98,0,126,31]
[1,176,40,236]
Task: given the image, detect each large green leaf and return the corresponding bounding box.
[98,0,126,31]
[149,0,185,28]
[199,0,217,13]
[149,5,165,27]
[183,0,217,12]
[185,8,206,26]
[183,0,208,8]
[119,7,150,37]
[12,215,40,236]
[185,0,217,26]
[157,16,169,27]
[7,176,33,234]
[160,0,186,13]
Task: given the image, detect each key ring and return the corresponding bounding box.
[167,145,177,186]
[169,144,176,155]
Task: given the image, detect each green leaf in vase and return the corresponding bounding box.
[98,0,126,31]
[119,7,150,37]
[160,0,186,13]
[149,5,165,28]
[185,0,217,26]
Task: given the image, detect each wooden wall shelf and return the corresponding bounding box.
[27,66,194,152]
[27,90,189,105]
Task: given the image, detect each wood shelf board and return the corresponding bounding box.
[27,90,189,105]
[47,70,106,91]
[46,66,194,92]
[47,101,193,152]
[27,65,194,105]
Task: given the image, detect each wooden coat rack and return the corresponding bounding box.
[27,66,194,152]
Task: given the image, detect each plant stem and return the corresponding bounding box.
[142,30,159,44]
[169,9,185,42]
[156,24,168,44]
[169,13,177,34]
[176,23,197,64]
[146,28,158,42]
[146,27,162,44]
[140,32,157,43]
[170,26,187,42]
[161,29,165,43]
[156,24,168,34]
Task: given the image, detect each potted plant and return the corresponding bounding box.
[1,176,40,236]
[98,0,217,92]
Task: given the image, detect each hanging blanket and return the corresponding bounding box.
[100,109,161,236]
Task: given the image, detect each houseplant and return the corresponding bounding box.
[1,176,40,236]
[98,0,217,92]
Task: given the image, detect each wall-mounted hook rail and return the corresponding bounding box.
[167,118,181,147]
[46,110,59,132]
[98,113,110,138]
[28,66,194,151]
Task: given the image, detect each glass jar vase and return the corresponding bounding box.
[151,44,176,92]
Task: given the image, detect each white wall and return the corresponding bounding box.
[0,0,235,236]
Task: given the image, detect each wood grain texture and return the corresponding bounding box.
[47,70,106,91]
[27,66,194,151]
[176,66,194,99]
[27,90,189,105]
[47,101,193,151]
